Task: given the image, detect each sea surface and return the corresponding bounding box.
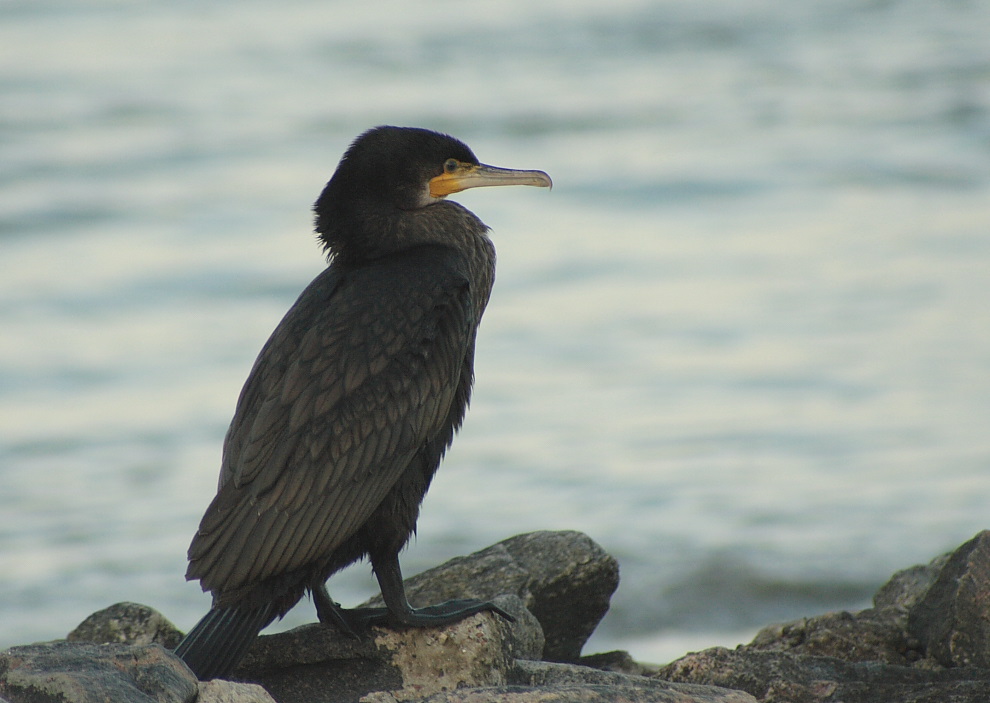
[2,0,989,664]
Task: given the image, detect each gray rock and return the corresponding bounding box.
[0,641,197,703]
[659,647,990,703]
[236,595,541,703]
[236,618,380,673]
[360,531,618,662]
[67,601,184,649]
[907,530,990,668]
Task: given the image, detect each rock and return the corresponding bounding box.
[658,533,990,703]
[655,532,990,702]
[374,604,517,699]
[67,601,184,649]
[746,609,920,665]
[360,531,618,662]
[578,649,660,676]
[197,679,279,703]
[30,530,990,702]
[234,585,754,702]
[907,530,990,668]
[513,659,756,701]
[235,618,381,674]
[236,595,542,703]
[659,647,990,703]
[402,683,757,703]
[0,641,197,703]
[874,553,951,620]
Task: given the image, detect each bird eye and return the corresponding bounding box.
[443,159,459,174]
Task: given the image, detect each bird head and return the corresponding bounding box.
[314,126,551,259]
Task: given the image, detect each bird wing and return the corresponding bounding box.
[186,245,477,595]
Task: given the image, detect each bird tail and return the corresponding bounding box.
[174,604,275,680]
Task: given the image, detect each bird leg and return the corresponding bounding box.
[313,556,514,636]
[313,582,388,636]
[371,553,515,627]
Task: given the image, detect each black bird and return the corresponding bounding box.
[174,126,552,679]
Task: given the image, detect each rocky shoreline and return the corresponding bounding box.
[4,529,990,702]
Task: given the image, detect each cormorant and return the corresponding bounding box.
[174,126,552,680]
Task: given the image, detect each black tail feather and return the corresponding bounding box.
[174,604,275,680]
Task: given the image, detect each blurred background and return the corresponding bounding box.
[1,0,989,664]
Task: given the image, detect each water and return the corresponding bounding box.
[2,0,989,665]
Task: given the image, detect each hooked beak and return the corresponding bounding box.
[429,162,553,198]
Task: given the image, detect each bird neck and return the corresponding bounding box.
[319,201,492,266]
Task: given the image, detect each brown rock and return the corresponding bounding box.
[747,609,920,665]
[874,554,951,620]
[512,659,755,701]
[378,683,757,702]
[375,614,514,700]
[197,679,279,703]
[659,646,990,703]
[907,530,990,668]
[579,649,660,676]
